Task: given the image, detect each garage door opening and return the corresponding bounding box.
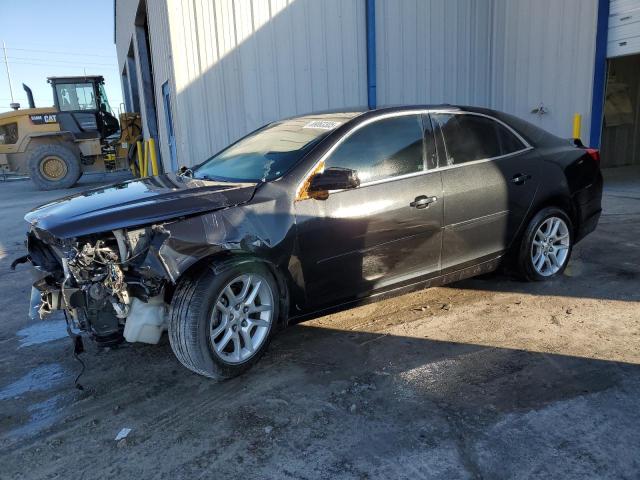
[134,0,158,141]
[601,54,640,169]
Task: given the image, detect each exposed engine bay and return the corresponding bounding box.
[27,226,169,346]
[16,175,268,358]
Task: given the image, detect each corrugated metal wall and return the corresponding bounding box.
[491,0,598,140]
[166,0,367,166]
[376,0,598,139]
[115,0,138,67]
[376,0,493,107]
[117,0,601,170]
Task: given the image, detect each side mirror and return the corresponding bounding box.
[308,168,360,196]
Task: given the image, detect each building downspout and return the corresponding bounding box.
[365,0,377,110]
[590,0,609,148]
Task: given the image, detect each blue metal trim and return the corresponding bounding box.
[365,0,377,110]
[590,0,609,147]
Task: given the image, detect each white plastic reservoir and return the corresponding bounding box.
[123,295,167,344]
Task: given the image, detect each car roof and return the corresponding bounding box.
[282,104,470,123]
[279,105,565,149]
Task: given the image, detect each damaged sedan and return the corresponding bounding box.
[17,106,603,379]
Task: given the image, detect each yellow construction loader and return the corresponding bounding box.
[0,76,141,190]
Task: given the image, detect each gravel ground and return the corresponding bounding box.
[0,168,639,479]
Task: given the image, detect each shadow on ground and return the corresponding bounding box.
[1,322,639,480]
[0,167,638,479]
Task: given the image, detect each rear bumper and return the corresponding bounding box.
[575,208,601,243]
[573,171,603,243]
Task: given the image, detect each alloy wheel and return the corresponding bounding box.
[530,216,570,277]
[209,273,274,364]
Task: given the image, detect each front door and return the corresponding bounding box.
[295,113,443,309]
[431,112,539,271]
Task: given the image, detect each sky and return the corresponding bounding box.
[0,0,123,113]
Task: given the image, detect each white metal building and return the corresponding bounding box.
[114,0,640,171]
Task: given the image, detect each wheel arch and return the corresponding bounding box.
[508,192,577,261]
[166,251,292,327]
[6,134,81,176]
[20,132,79,154]
[531,194,578,234]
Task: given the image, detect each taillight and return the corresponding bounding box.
[585,148,600,162]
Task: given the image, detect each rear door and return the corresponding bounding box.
[294,113,443,309]
[431,112,539,271]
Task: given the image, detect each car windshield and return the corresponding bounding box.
[193,117,347,182]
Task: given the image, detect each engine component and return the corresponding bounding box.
[88,282,107,301]
[83,302,122,344]
[26,227,167,348]
[66,239,131,316]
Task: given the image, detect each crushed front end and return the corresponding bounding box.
[26,225,170,346]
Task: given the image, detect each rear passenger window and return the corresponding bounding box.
[325,114,424,183]
[497,124,527,154]
[433,113,525,166]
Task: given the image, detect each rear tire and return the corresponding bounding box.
[27,143,82,190]
[517,207,573,282]
[168,262,279,379]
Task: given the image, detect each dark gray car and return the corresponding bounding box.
[19,106,603,379]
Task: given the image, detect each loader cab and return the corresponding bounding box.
[48,76,120,140]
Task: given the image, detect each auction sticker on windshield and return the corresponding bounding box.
[303,120,341,130]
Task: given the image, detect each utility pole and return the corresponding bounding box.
[2,41,18,110]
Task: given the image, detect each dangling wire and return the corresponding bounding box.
[63,310,85,391]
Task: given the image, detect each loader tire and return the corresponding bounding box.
[27,143,82,190]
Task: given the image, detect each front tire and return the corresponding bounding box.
[27,143,82,190]
[168,262,279,379]
[517,207,573,282]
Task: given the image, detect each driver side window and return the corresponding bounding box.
[325,114,425,184]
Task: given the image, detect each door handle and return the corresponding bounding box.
[511,173,531,185]
[410,195,437,209]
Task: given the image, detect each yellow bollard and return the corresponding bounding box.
[144,141,148,177]
[148,138,159,176]
[142,141,150,177]
[572,113,582,140]
[136,141,144,177]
